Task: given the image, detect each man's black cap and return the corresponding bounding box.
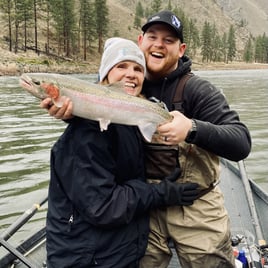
[142,10,184,42]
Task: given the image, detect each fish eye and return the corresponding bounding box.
[33,79,40,85]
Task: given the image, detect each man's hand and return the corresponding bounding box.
[40,97,74,120]
[156,111,192,144]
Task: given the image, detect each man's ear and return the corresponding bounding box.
[137,34,143,47]
[178,43,187,58]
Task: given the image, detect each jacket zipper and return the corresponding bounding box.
[68,214,73,232]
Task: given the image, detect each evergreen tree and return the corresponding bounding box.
[151,0,162,14]
[221,32,228,63]
[63,0,76,57]
[191,22,200,58]
[13,0,25,53]
[210,23,221,61]
[134,1,143,29]
[254,36,262,62]
[144,6,150,18]
[166,0,172,11]
[79,0,96,60]
[136,1,143,17]
[49,0,76,57]
[0,0,14,51]
[243,37,254,62]
[201,21,212,62]
[181,15,189,43]
[254,33,268,63]
[40,0,53,54]
[33,0,38,53]
[10,0,33,52]
[180,16,199,58]
[227,25,236,62]
[213,34,223,61]
[134,14,141,29]
[95,0,109,53]
[265,34,268,63]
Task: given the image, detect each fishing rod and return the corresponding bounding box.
[238,160,264,244]
[0,196,47,267]
[0,237,37,268]
[0,195,48,241]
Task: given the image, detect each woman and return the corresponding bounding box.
[46,38,200,268]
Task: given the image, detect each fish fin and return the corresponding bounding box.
[99,119,111,131]
[51,96,65,108]
[138,123,157,142]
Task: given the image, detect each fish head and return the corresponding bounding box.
[19,73,60,100]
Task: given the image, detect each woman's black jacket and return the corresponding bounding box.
[46,118,162,268]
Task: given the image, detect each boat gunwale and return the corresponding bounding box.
[221,159,268,204]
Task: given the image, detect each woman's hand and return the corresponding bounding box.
[40,97,74,120]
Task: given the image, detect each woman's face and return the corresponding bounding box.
[107,61,145,96]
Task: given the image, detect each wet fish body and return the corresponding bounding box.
[19,73,172,142]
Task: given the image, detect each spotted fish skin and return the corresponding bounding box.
[19,73,172,142]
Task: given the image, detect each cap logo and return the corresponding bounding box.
[171,15,181,29]
[149,15,160,22]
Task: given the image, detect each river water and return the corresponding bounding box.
[0,69,267,255]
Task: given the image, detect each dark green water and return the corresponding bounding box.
[195,69,268,192]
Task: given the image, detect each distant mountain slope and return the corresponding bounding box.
[215,0,268,36]
[106,0,267,54]
[0,0,266,62]
[110,0,267,37]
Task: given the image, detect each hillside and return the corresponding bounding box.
[0,0,267,75]
[216,0,268,36]
[108,0,267,48]
[113,0,267,35]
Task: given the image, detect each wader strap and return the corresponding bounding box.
[172,73,217,198]
[172,72,194,113]
[196,180,220,198]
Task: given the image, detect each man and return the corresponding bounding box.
[41,10,251,268]
[137,10,251,268]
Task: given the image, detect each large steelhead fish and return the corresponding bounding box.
[19,73,172,142]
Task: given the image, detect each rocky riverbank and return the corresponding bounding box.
[0,48,267,76]
[0,48,101,76]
